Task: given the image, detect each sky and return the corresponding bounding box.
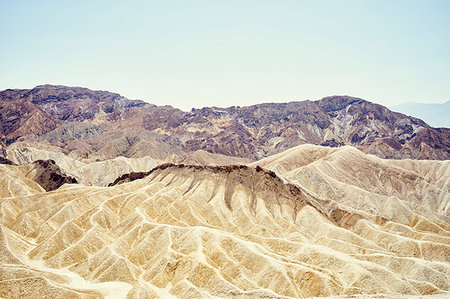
[1,0,449,111]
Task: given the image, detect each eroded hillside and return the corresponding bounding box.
[0,146,449,298]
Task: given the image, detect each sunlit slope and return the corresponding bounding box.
[251,144,450,224]
[5,144,249,187]
[6,144,161,187]
[0,164,45,198]
[0,162,449,298]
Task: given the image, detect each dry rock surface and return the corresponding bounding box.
[1,85,449,161]
[0,145,449,298]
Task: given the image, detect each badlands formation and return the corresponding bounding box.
[0,144,449,298]
[0,85,449,298]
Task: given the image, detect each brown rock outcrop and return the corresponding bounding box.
[32,159,78,191]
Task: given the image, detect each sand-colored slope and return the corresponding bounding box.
[69,156,160,186]
[6,144,162,187]
[5,144,251,187]
[172,149,251,166]
[0,163,448,298]
[251,145,450,223]
[6,143,86,172]
[0,164,45,198]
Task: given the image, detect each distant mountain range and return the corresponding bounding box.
[390,101,450,128]
[1,85,449,160]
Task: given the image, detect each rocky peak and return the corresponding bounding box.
[318,95,366,112]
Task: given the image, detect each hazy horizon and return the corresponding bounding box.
[1,0,449,111]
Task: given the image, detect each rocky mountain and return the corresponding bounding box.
[0,145,448,298]
[1,85,449,161]
[0,88,60,143]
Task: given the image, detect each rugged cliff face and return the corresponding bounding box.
[1,85,449,160]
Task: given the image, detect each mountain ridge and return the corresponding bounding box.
[1,85,448,161]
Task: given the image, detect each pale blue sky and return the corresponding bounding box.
[1,0,449,111]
